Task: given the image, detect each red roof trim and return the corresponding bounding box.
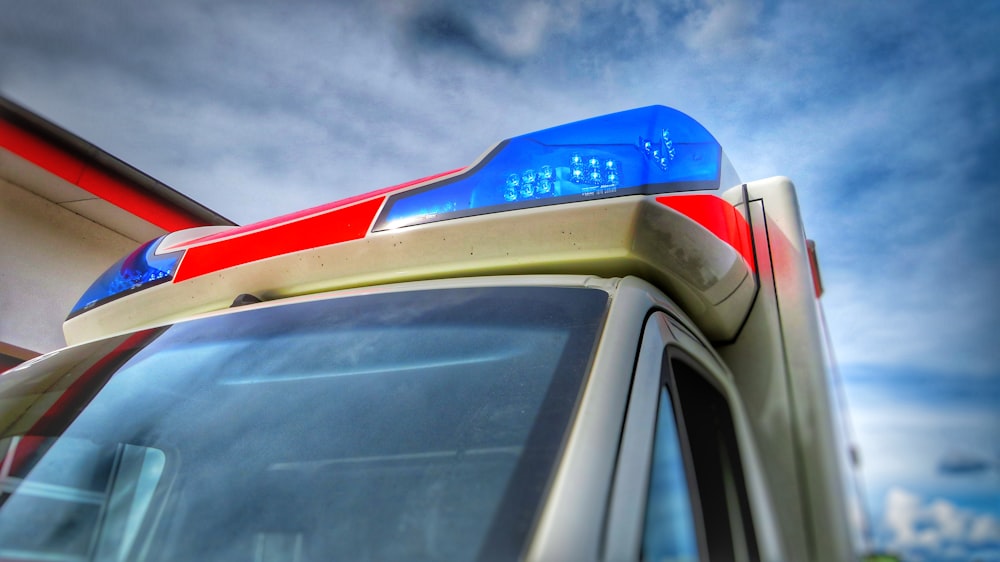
[0,119,207,231]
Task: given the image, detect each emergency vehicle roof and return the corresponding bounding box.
[62,106,756,345]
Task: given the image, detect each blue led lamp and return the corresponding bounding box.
[68,236,183,319]
[375,106,740,230]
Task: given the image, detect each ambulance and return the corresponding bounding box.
[0,106,862,561]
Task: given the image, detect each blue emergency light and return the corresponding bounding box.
[374,105,738,230]
[68,236,181,319]
[67,105,738,321]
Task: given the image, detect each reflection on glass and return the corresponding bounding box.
[0,286,607,561]
[0,437,165,561]
[643,387,699,562]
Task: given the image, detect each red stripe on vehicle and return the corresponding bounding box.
[170,169,463,250]
[0,120,206,231]
[173,196,385,282]
[655,194,755,272]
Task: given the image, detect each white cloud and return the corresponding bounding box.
[885,487,924,546]
[929,499,969,541]
[678,0,763,55]
[882,487,1000,559]
[971,515,1000,544]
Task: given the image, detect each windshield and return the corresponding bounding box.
[0,286,608,561]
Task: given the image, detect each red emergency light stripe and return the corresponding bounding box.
[173,196,385,282]
[0,119,205,231]
[172,169,463,250]
[655,194,755,272]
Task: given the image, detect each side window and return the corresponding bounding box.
[0,436,167,562]
[641,386,699,561]
[643,353,759,562]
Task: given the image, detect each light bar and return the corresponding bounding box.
[68,236,182,319]
[66,105,745,327]
[374,106,738,230]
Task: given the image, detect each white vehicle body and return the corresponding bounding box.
[1,107,861,561]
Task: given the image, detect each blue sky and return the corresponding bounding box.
[2,1,997,559]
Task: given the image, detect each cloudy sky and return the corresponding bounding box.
[2,0,998,559]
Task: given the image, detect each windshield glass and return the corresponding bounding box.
[0,286,608,561]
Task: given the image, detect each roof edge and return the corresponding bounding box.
[0,95,236,229]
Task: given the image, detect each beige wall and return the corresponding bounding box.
[1,177,140,353]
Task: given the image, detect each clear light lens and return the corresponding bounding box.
[376,105,731,230]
